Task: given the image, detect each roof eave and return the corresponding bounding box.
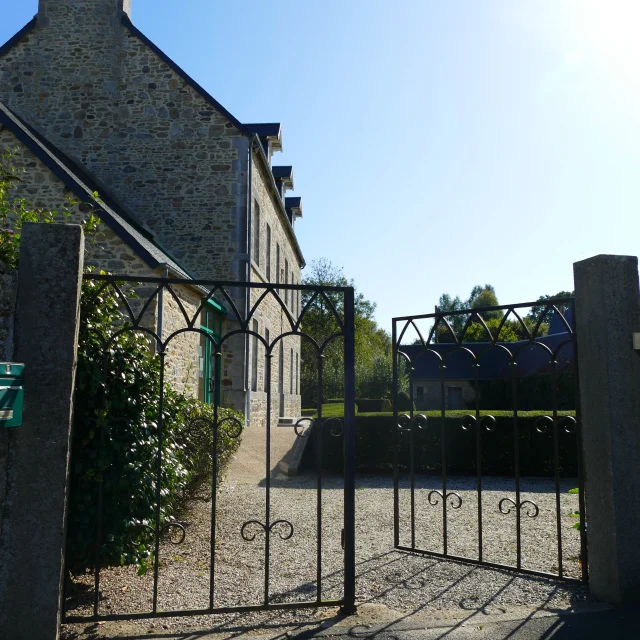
[250,136,305,268]
[0,17,37,58]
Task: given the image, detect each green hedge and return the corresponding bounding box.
[314,413,578,477]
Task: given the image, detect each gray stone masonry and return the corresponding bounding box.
[0,223,85,640]
[0,263,17,362]
[573,254,640,605]
[0,0,305,416]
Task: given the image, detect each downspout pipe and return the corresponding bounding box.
[156,266,169,353]
[243,136,257,425]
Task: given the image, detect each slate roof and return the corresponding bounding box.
[0,101,192,278]
[285,197,302,210]
[245,123,282,139]
[272,165,294,181]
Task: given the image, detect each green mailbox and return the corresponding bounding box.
[0,363,24,428]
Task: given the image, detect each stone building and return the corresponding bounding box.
[0,0,304,425]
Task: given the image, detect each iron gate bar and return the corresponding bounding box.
[63,599,346,623]
[394,547,584,584]
[341,287,357,615]
[392,298,588,584]
[63,276,357,623]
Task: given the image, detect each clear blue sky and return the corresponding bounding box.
[3,1,639,330]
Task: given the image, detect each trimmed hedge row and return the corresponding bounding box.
[313,413,579,477]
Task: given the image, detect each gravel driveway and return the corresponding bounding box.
[63,469,590,638]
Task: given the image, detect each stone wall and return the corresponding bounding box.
[0,127,204,401]
[161,282,201,398]
[0,5,306,418]
[247,154,302,426]
[0,8,246,283]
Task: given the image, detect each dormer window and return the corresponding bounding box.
[272,166,294,202]
[246,123,282,166]
[285,197,303,228]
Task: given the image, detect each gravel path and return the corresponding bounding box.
[63,467,591,638]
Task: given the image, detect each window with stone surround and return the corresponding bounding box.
[251,319,259,392]
[253,200,260,267]
[264,328,270,391]
[285,259,289,307]
[290,348,294,394]
[276,243,281,295]
[266,224,272,280]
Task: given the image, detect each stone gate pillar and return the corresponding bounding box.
[0,223,84,640]
[573,254,640,605]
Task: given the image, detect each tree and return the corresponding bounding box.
[527,291,574,329]
[468,284,501,320]
[435,284,502,343]
[300,259,393,403]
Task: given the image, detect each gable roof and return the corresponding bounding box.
[121,15,250,137]
[0,101,192,279]
[0,14,306,268]
[0,17,36,58]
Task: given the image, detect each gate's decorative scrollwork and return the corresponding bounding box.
[498,498,539,518]
[324,417,344,437]
[427,490,463,509]
[535,415,577,435]
[129,522,187,546]
[240,519,295,541]
[461,414,496,432]
[397,414,427,432]
[294,417,314,437]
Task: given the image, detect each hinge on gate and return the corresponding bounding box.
[341,528,345,550]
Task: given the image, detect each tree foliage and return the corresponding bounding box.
[0,148,99,268]
[300,259,397,404]
[434,284,552,343]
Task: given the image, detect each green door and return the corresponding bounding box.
[200,300,225,405]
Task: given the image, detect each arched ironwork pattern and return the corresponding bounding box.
[63,273,357,624]
[391,295,587,585]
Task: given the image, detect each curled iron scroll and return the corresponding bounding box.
[324,417,344,438]
[535,415,554,434]
[461,415,496,432]
[240,519,294,542]
[294,417,314,437]
[535,415,577,435]
[397,414,427,432]
[498,497,539,518]
[129,521,186,546]
[428,490,463,509]
[218,415,244,439]
[559,416,577,435]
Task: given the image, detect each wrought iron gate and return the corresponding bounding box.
[392,298,588,583]
[63,274,356,622]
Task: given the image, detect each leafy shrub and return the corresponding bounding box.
[396,391,414,411]
[66,279,243,571]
